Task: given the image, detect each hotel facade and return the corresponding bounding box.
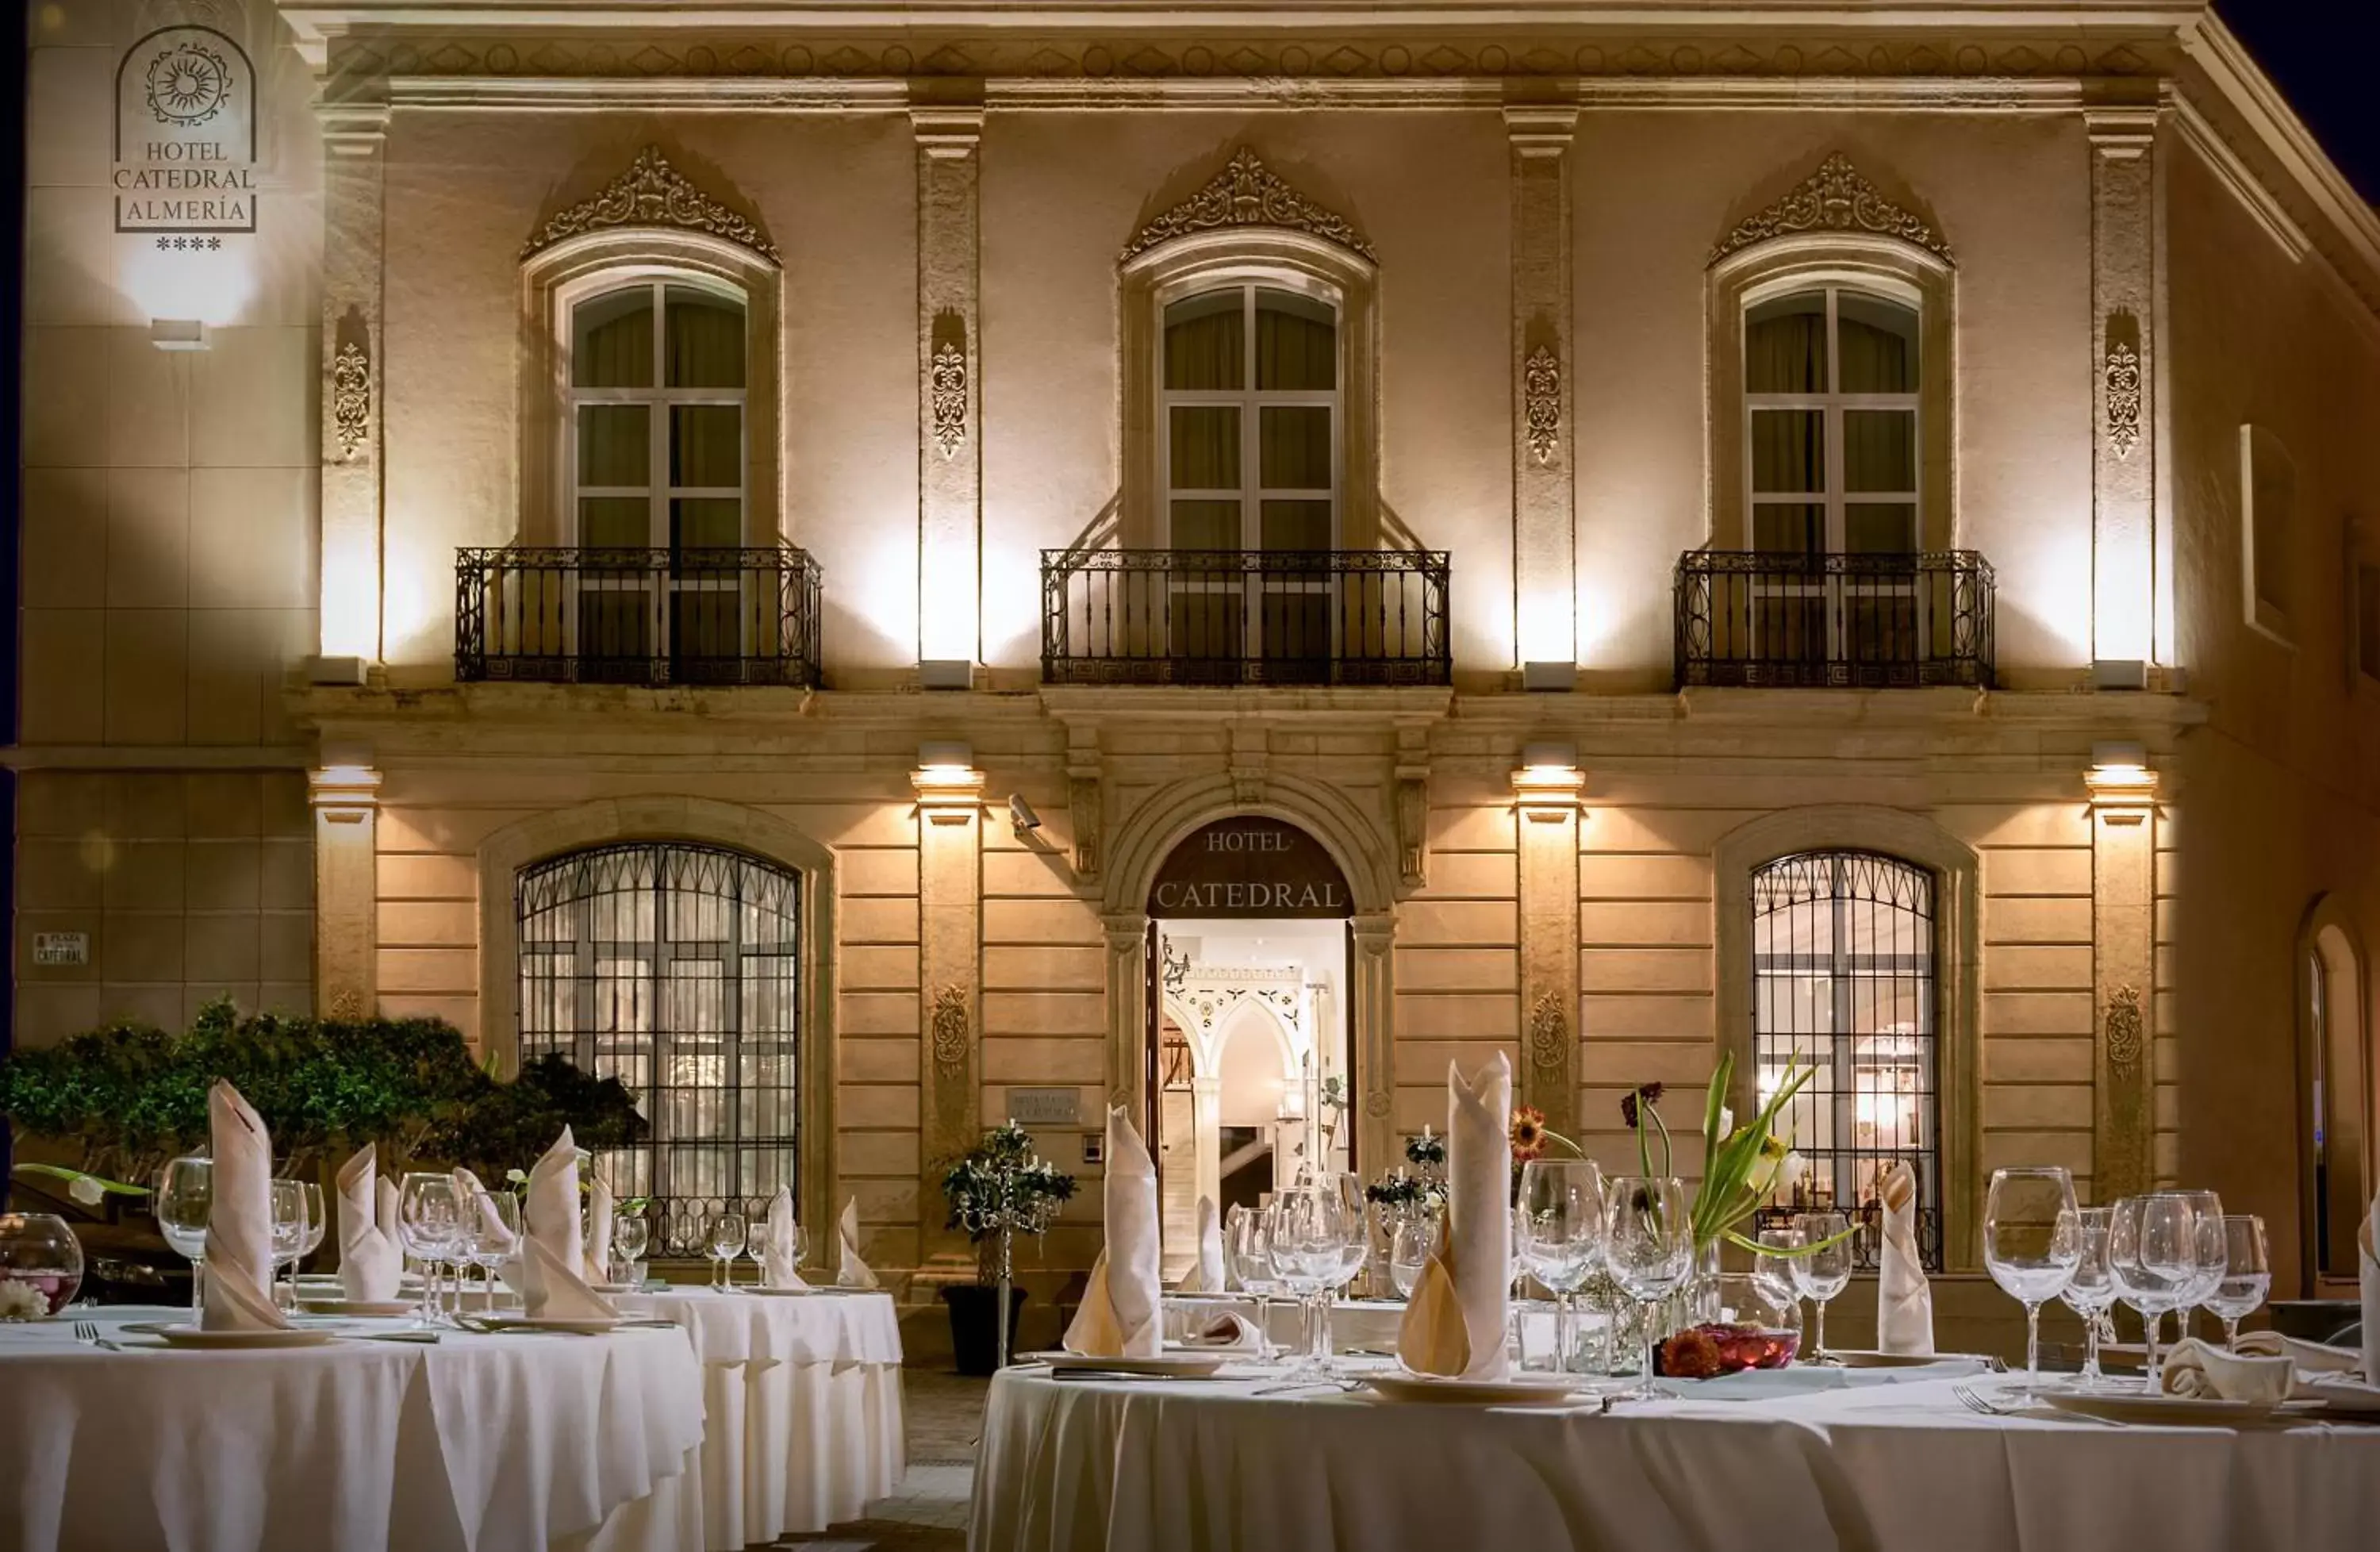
[14,0,2380,1346]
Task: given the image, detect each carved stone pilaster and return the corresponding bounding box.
[1066,727,1103,881]
[1507,104,1576,671]
[2087,758,2159,1200]
[1350,914,1398,1174]
[915,763,983,1254]
[916,102,984,670]
[1394,725,1430,891]
[2089,105,2160,665]
[1514,757,1583,1136]
[318,96,388,663]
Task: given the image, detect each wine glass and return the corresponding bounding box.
[298,1182,327,1271]
[709,1210,748,1292]
[155,1156,213,1314]
[613,1212,651,1287]
[1226,1204,1281,1362]
[1752,1225,1802,1309]
[1983,1167,2081,1396]
[1516,1159,1606,1376]
[2204,1214,2271,1350]
[1603,1175,1694,1400]
[1389,1210,1439,1299]
[468,1189,522,1312]
[269,1179,308,1309]
[1789,1211,1852,1362]
[744,1220,771,1289]
[1325,1173,1371,1312]
[397,1173,464,1327]
[1269,1185,1351,1373]
[2109,1193,2195,1391]
[2058,1207,2121,1389]
[2177,1189,2227,1343]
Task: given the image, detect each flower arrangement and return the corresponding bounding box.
[1625,1051,1827,1257]
[0,1281,48,1321]
[1403,1129,1446,1170]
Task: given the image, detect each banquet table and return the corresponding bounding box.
[0,1304,708,1552]
[973,1358,2380,1552]
[616,1286,904,1548]
[1165,1295,1591,1359]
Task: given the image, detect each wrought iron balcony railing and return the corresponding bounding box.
[455,544,823,687]
[1041,548,1452,687]
[1674,550,1995,690]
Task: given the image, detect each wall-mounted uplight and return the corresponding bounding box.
[2084,740,2157,824]
[148,317,209,352]
[913,740,985,824]
[1513,740,1584,819]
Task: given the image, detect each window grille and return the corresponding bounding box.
[1750,850,1941,1271]
[516,842,800,1257]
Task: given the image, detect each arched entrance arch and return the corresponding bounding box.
[2297,895,2373,1293]
[1100,772,1399,1184]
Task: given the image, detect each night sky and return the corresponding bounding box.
[2222,4,2380,205]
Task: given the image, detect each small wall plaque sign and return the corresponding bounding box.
[1007,1087,1081,1127]
[33,932,90,967]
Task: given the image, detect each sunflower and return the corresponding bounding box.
[1508,1104,1551,1161]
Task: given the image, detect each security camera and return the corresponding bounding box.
[1009,793,1042,832]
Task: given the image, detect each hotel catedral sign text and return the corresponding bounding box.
[115,25,259,236]
[1148,818,1353,920]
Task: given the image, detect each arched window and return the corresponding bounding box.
[1745,285,1921,557]
[1161,281,1340,553]
[1752,850,1941,1270]
[516,842,801,1255]
[568,279,747,552]
[2301,912,2370,1289]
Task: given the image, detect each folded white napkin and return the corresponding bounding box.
[1396,1053,1511,1380]
[585,1177,614,1284]
[201,1081,292,1332]
[2363,1192,2378,1382]
[335,1144,401,1302]
[1875,1160,1934,1355]
[837,1197,881,1289]
[2233,1330,2359,1374]
[1064,1106,1162,1358]
[1177,1196,1225,1293]
[521,1128,616,1320]
[1178,1308,1262,1351]
[764,1186,808,1289]
[2160,1336,2300,1404]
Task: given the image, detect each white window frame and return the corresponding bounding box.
[1742,277,1923,556]
[1156,274,1344,554]
[562,272,750,552]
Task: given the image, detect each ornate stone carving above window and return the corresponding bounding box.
[1709,152,1952,266]
[1121,147,1374,264]
[520,145,780,263]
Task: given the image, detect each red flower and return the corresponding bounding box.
[1620,1082,1666,1130]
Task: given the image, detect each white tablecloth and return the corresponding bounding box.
[973,1362,2380,1552]
[616,1289,904,1547]
[0,1305,707,1552]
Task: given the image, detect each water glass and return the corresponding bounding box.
[1788,1211,1852,1361]
[1516,1159,1605,1374]
[1269,1185,1353,1373]
[1983,1166,2080,1395]
[397,1173,465,1327]
[1752,1226,1802,1309]
[298,1183,327,1265]
[1603,1175,1694,1400]
[2058,1207,2121,1389]
[269,1179,308,1308]
[1389,1210,1439,1300]
[1226,1204,1281,1361]
[468,1189,523,1311]
[2204,1214,2271,1350]
[155,1156,213,1313]
[709,1211,748,1291]
[2109,1193,2196,1390]
[2177,1189,2227,1342]
[614,1212,652,1285]
[744,1221,771,1288]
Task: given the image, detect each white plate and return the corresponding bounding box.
[1829,1350,1960,1369]
[739,1285,821,1297]
[2306,1379,2380,1418]
[298,1299,415,1318]
[2040,1389,2316,1426]
[1026,1351,1231,1377]
[1363,1373,1585,1407]
[472,1315,626,1335]
[119,1323,340,1350]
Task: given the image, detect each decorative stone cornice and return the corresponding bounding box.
[1709,152,1952,266]
[520,144,778,263]
[1121,147,1373,264]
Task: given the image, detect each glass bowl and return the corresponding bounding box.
[0,1212,86,1316]
[1656,1273,1802,1377]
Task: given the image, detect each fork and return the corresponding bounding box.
[72,1320,127,1353]
[1952,1382,2013,1417]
